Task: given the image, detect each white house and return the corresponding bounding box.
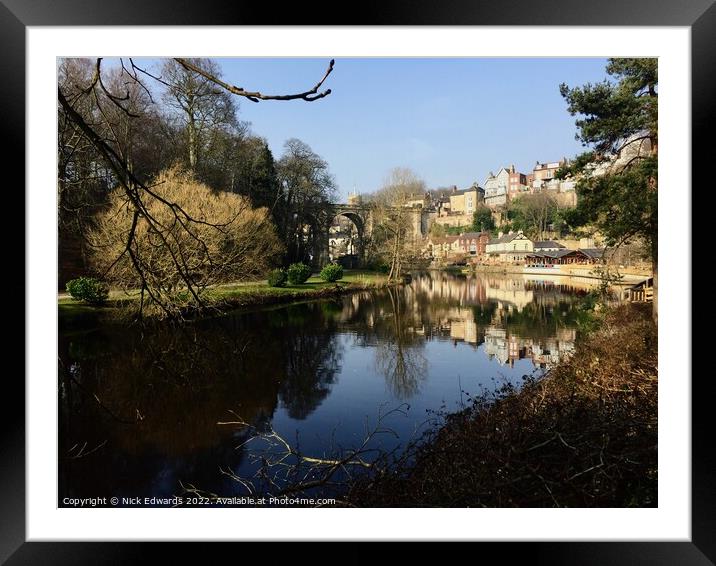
[483,168,510,209]
[486,230,534,262]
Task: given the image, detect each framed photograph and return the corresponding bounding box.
[6,0,706,561]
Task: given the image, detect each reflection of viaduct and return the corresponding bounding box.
[309,203,428,266]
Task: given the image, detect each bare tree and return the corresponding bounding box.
[58,59,118,284]
[161,58,241,172]
[369,167,426,281]
[510,192,559,241]
[58,57,335,316]
[58,58,100,231]
[276,138,337,264]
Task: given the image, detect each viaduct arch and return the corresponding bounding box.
[312,203,428,268]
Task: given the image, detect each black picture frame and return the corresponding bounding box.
[3,0,706,562]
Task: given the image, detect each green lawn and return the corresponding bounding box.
[59,270,390,314]
[209,270,387,299]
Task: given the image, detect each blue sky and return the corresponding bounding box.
[156,58,611,199]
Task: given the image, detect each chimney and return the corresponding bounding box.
[510,164,515,173]
[508,230,514,235]
[498,231,503,239]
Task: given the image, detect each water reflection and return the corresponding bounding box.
[336,272,587,370]
[373,287,428,399]
[58,271,595,503]
[279,324,342,419]
[58,307,344,501]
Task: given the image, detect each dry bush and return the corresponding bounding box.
[89,166,283,316]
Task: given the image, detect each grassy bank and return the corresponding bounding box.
[347,302,657,507]
[203,270,395,312]
[59,270,393,320]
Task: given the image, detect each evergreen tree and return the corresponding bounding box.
[472,206,495,233]
[558,58,658,321]
[236,137,279,210]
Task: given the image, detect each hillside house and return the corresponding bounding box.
[486,230,534,262]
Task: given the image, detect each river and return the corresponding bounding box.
[58,271,599,506]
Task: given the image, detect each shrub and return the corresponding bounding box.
[89,166,283,314]
[287,262,312,285]
[65,277,109,305]
[268,269,288,288]
[365,260,389,274]
[319,263,343,282]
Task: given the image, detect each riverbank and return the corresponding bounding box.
[347,301,657,507]
[469,264,650,284]
[59,270,396,321]
[207,271,397,311]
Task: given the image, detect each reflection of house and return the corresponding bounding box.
[484,327,509,364]
[530,332,577,367]
[485,278,534,311]
[484,325,577,368]
[486,230,533,262]
[447,308,480,345]
[410,271,489,305]
[405,272,582,369]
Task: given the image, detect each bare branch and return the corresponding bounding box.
[174,58,334,103]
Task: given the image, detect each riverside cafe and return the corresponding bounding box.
[525,248,604,267]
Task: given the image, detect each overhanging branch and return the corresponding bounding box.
[174,58,334,103]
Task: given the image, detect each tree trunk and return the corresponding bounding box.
[389,230,401,281]
[188,111,197,170]
[651,235,658,324]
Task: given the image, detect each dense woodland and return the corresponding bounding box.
[58,58,338,294]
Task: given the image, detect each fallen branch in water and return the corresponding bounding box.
[215,404,417,500]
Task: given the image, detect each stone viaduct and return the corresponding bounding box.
[310,202,430,267]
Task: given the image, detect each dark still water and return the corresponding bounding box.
[58,272,596,506]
